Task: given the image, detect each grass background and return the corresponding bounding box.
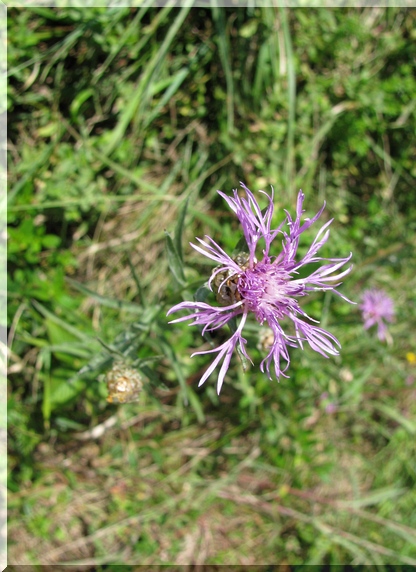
[7,4,416,567]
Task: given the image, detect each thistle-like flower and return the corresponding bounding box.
[360,289,394,342]
[168,183,353,394]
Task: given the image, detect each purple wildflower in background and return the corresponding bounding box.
[168,183,353,394]
[320,393,339,414]
[360,289,394,342]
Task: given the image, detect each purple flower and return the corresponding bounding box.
[360,289,394,342]
[325,402,339,414]
[168,183,353,394]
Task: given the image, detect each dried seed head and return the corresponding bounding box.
[106,362,143,404]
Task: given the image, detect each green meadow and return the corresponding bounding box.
[7,5,416,567]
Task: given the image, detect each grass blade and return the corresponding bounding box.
[211,4,235,134]
[66,278,144,315]
[279,6,296,199]
[336,486,408,509]
[103,6,191,156]
[373,403,416,435]
[31,300,90,342]
[143,67,190,129]
[165,231,186,288]
[174,195,190,265]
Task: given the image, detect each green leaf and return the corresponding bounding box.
[143,67,190,129]
[32,300,90,342]
[70,88,94,118]
[66,278,144,315]
[45,343,92,360]
[174,195,190,264]
[40,349,52,428]
[126,253,145,305]
[45,318,80,346]
[76,354,113,380]
[42,234,61,249]
[103,6,191,156]
[194,283,211,303]
[187,387,205,423]
[373,403,416,435]
[50,373,85,407]
[165,231,186,287]
[138,364,169,391]
[54,417,87,431]
[232,234,248,257]
[158,335,188,403]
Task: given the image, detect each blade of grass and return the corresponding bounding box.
[279,6,296,201]
[7,17,84,78]
[372,402,416,435]
[335,486,408,509]
[289,486,416,545]
[142,67,189,129]
[174,195,190,265]
[165,231,186,288]
[39,348,51,429]
[65,278,144,315]
[296,102,356,190]
[259,6,280,99]
[7,193,180,213]
[158,335,188,404]
[42,343,92,359]
[38,24,86,84]
[319,533,370,564]
[75,312,159,381]
[211,3,234,134]
[365,134,414,188]
[31,300,91,342]
[220,490,416,566]
[187,387,205,423]
[252,40,269,104]
[8,145,55,206]
[91,6,153,84]
[103,6,191,156]
[126,254,145,306]
[346,507,416,545]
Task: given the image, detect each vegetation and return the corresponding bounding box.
[7,5,416,567]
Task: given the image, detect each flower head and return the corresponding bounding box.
[360,288,394,342]
[105,361,143,404]
[168,183,353,394]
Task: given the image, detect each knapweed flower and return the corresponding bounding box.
[360,289,394,342]
[168,183,353,394]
